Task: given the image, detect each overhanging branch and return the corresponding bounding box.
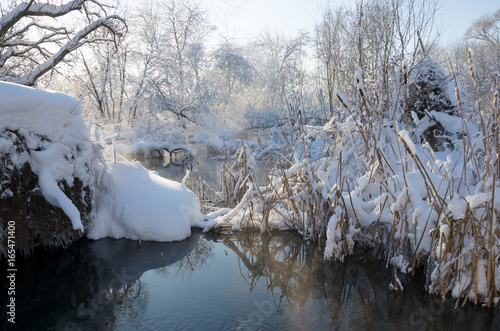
[7,15,126,86]
[0,0,87,39]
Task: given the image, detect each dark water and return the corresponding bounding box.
[1,230,499,330]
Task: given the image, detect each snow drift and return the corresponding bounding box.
[88,161,204,242]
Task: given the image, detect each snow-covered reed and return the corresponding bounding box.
[204,59,500,306]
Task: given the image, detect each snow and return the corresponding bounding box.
[0,137,13,153]
[466,192,491,209]
[355,66,365,91]
[399,129,416,155]
[2,60,499,305]
[0,188,13,199]
[0,82,86,138]
[402,58,408,72]
[324,213,343,261]
[88,161,204,242]
[30,143,83,231]
[427,110,479,136]
[0,82,90,231]
[335,89,349,109]
[1,82,204,242]
[193,81,499,305]
[389,275,404,291]
[448,197,467,219]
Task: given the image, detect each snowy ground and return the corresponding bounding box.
[88,161,204,242]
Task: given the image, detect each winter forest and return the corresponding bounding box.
[1,0,500,325]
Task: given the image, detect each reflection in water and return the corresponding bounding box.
[138,143,272,208]
[0,232,202,331]
[60,233,202,330]
[1,230,498,330]
[154,234,215,278]
[136,143,223,192]
[217,231,500,331]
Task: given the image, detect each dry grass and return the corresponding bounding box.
[200,54,500,306]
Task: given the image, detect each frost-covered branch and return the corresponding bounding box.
[0,0,126,85]
[8,15,126,86]
[0,0,87,38]
[465,9,500,47]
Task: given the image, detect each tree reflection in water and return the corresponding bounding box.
[2,230,498,330]
[155,235,215,278]
[218,231,499,330]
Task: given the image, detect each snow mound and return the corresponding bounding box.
[1,82,203,245]
[0,82,92,231]
[89,161,204,242]
[0,81,86,138]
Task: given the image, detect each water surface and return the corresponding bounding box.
[2,231,498,330]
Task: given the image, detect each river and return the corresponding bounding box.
[1,143,499,330]
[1,230,498,330]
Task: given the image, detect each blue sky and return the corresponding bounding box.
[207,0,499,45]
[439,0,499,44]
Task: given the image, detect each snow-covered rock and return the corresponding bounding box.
[88,161,204,242]
[0,82,103,254]
[0,82,205,256]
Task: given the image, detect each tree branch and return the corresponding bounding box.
[0,0,88,39]
[7,15,126,86]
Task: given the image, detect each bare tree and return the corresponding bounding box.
[256,31,309,111]
[211,39,255,110]
[462,9,500,114]
[0,0,126,86]
[315,6,345,118]
[78,40,128,121]
[314,0,442,121]
[57,0,216,127]
[465,9,500,48]
[130,0,214,123]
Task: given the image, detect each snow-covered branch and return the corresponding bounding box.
[8,15,126,86]
[0,1,126,85]
[0,0,87,38]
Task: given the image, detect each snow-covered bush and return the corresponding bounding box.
[406,57,461,150]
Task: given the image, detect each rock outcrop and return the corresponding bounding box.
[0,82,106,256]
